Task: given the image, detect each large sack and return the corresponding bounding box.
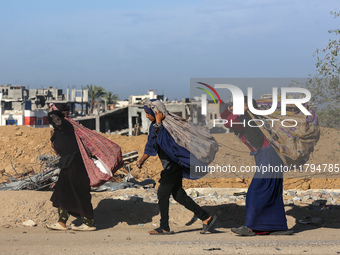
[250,100,320,167]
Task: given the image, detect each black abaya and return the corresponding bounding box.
[48,111,93,219]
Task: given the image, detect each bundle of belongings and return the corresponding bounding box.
[50,103,124,187]
[144,100,219,179]
[251,98,320,167]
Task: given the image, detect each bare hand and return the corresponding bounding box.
[155,111,165,123]
[136,160,143,169]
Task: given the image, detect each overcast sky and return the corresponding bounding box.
[0,0,338,100]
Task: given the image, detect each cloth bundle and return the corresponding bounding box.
[50,103,124,187]
[144,100,218,165]
[249,100,320,167]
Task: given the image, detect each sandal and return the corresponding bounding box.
[71,224,96,231]
[46,222,68,231]
[200,215,217,234]
[148,227,174,235]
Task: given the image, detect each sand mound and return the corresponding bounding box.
[0,125,339,190]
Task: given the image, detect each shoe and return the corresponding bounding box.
[231,225,255,236]
[46,222,68,231]
[270,230,293,235]
[71,223,96,231]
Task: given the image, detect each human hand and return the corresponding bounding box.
[136,160,143,169]
[155,111,165,123]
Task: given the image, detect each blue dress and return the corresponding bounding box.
[245,145,288,231]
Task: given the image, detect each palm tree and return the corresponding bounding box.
[87,84,106,113]
[102,91,119,110]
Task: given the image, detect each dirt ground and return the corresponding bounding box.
[0,125,339,254]
[0,125,339,190]
[1,189,340,254]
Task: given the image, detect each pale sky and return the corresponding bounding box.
[0,0,338,100]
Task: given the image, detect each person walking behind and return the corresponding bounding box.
[220,97,293,236]
[137,99,217,235]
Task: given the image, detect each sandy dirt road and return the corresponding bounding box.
[1,190,340,255]
[1,227,340,255]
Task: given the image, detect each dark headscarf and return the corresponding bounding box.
[48,110,65,130]
[54,103,70,112]
[143,99,157,117]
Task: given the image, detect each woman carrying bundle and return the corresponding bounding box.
[137,99,217,235]
[47,104,96,231]
[220,97,293,236]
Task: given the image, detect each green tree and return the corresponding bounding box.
[299,11,340,128]
[87,84,106,113]
[314,11,340,78]
[102,91,119,110]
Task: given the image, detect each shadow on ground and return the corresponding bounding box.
[91,196,340,233]
[93,198,159,230]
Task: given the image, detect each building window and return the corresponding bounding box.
[6,119,17,125]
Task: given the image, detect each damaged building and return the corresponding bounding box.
[0,85,89,127]
[0,85,227,135]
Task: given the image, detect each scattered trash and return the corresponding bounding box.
[126,237,131,240]
[203,248,221,251]
[0,151,156,192]
[307,200,332,211]
[233,191,247,196]
[298,216,323,225]
[0,154,60,191]
[138,223,144,227]
[212,191,219,197]
[22,220,37,227]
[191,190,199,197]
[275,247,281,250]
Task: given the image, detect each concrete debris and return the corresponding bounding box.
[23,220,37,227]
[0,154,60,191]
[0,151,155,192]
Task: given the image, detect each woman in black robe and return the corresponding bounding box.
[46,110,95,231]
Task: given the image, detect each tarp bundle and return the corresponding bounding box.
[251,99,320,167]
[50,103,124,187]
[144,100,218,165]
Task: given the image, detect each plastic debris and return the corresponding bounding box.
[23,220,37,227]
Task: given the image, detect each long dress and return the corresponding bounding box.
[221,108,288,231]
[245,145,288,231]
[48,111,93,219]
